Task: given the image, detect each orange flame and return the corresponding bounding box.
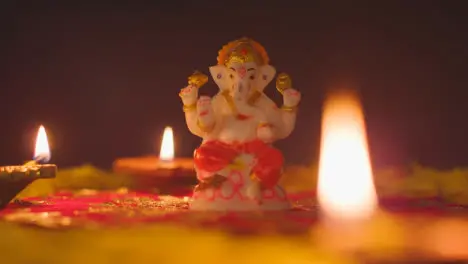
[159,127,174,161]
[317,90,377,220]
[34,125,51,162]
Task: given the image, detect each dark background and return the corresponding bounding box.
[1,1,467,169]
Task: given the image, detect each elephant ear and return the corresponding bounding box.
[209,65,230,91]
[256,65,276,92]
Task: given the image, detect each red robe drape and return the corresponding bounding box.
[193,140,284,188]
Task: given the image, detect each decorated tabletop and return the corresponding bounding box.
[2,185,467,231]
[1,166,468,263]
[1,189,312,231]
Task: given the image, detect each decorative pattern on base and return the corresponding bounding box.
[190,154,290,211]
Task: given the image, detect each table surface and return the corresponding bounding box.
[2,190,468,263]
[1,189,466,231]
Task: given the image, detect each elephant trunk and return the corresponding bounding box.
[231,79,251,103]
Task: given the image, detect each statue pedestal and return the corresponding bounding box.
[190,154,290,211]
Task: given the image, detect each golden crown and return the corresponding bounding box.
[217,37,270,66]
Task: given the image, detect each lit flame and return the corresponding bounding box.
[34,125,51,162]
[159,126,174,161]
[317,91,377,220]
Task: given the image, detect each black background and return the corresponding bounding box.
[1,1,467,169]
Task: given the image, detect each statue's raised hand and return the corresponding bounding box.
[179,84,198,106]
[283,88,301,108]
[276,73,301,108]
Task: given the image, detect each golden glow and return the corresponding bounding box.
[187,71,208,88]
[275,73,292,94]
[159,127,174,161]
[317,90,377,220]
[217,37,270,66]
[34,125,51,162]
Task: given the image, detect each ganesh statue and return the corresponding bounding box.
[179,37,301,211]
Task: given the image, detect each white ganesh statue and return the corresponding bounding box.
[179,37,301,211]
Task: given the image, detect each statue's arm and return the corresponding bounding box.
[256,89,300,142]
[196,96,216,134]
[262,107,296,141]
[276,107,297,139]
[184,109,204,137]
[276,88,301,140]
[180,71,214,137]
[180,85,204,137]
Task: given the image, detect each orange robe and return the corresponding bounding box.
[193,140,284,188]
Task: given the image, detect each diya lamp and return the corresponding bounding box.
[0,125,57,208]
[312,90,468,262]
[113,126,196,192]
